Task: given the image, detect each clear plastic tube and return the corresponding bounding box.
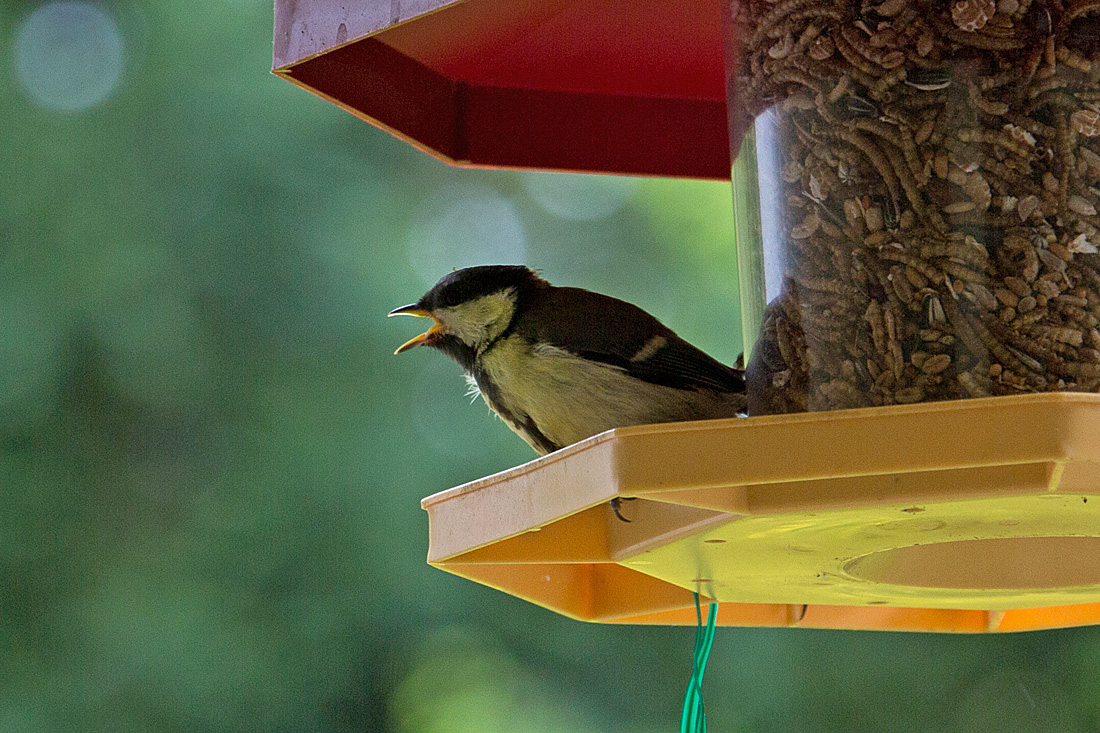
[730,0,1100,413]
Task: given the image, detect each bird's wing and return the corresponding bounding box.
[517,287,745,393]
[614,334,745,392]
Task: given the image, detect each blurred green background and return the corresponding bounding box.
[4,1,1100,731]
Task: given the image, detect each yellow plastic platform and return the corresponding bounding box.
[422,393,1100,633]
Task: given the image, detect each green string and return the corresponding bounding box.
[680,593,718,733]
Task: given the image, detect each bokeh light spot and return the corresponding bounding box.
[406,184,527,286]
[14,1,125,112]
[522,172,639,221]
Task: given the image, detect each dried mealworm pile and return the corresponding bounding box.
[736,0,1100,413]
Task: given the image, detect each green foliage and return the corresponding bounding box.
[2,2,1099,731]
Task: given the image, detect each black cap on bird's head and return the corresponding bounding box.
[416,265,540,313]
[389,265,546,359]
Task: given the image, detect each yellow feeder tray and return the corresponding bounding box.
[422,392,1100,633]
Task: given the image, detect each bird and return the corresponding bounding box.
[390,265,746,517]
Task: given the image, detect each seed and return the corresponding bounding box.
[1080,147,1100,171]
[1034,279,1060,298]
[864,205,884,232]
[916,31,934,56]
[933,151,949,180]
[922,353,952,374]
[1037,248,1067,273]
[1069,233,1099,254]
[882,198,899,230]
[1002,124,1035,147]
[769,34,794,59]
[1069,195,1098,216]
[781,161,804,183]
[1017,195,1041,221]
[1008,347,1044,373]
[1049,242,1071,262]
[894,386,925,403]
[904,68,951,91]
[839,95,878,118]
[1004,277,1031,298]
[865,231,889,246]
[958,370,988,397]
[951,0,995,32]
[995,289,1020,307]
[843,199,863,228]
[925,295,946,325]
[1072,110,1100,137]
[791,212,821,239]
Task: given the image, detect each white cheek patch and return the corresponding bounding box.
[437,290,517,348]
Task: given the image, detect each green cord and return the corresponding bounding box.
[680,593,718,733]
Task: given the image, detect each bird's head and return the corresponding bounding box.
[389,265,546,367]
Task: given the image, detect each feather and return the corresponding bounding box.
[513,287,744,393]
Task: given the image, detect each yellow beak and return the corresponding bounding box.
[388,304,446,354]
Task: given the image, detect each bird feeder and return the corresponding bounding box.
[274,0,1100,632]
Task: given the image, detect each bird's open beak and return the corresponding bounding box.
[388,303,446,354]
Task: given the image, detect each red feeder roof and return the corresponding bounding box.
[273,0,730,179]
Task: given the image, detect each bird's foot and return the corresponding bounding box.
[610,497,637,523]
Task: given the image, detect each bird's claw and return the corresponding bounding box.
[610,497,636,523]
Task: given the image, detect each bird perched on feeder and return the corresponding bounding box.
[390,266,746,465]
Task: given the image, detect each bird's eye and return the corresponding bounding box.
[441,290,461,307]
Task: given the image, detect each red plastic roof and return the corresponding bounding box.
[273,0,731,179]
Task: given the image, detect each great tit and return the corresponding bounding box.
[389,266,746,462]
